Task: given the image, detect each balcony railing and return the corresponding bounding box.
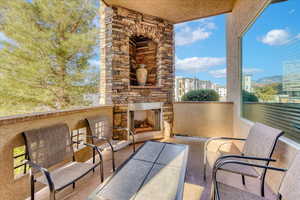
[0,105,113,200]
[243,103,300,142]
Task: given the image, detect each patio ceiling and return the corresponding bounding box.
[103,0,236,24]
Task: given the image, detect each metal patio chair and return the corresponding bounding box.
[203,122,283,196]
[23,123,103,200]
[86,116,135,171]
[212,152,300,200]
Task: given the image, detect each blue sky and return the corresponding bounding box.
[175,15,226,85]
[175,0,299,86]
[1,0,299,87]
[242,0,300,81]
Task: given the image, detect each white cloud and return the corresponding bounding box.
[175,19,216,46]
[209,68,226,78]
[176,56,225,72]
[260,29,291,46]
[209,68,263,78]
[296,33,300,39]
[289,9,295,14]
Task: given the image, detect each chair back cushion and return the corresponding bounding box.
[86,116,112,140]
[23,124,73,173]
[243,123,283,173]
[279,152,300,200]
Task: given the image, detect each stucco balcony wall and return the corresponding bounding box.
[0,105,113,200]
[173,102,234,138]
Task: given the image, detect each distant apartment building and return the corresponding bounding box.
[175,77,199,101]
[216,85,227,100]
[283,60,300,97]
[175,77,226,101]
[243,74,253,93]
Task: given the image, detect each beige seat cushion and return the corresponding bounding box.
[219,156,259,178]
[98,140,131,152]
[207,151,259,178]
[217,183,269,200]
[36,162,97,190]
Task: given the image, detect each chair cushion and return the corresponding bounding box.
[217,183,268,200]
[98,140,131,152]
[219,156,259,178]
[207,151,259,178]
[36,162,97,191]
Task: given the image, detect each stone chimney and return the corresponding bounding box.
[100,5,174,139]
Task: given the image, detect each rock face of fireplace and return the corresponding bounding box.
[99,5,174,140]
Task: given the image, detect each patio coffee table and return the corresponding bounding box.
[88,141,189,200]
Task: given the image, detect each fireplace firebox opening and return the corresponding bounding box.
[130,109,161,133]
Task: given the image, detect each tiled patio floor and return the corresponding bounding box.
[30,136,276,200]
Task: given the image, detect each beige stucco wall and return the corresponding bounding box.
[173,102,233,138]
[0,106,113,200]
[227,0,300,192]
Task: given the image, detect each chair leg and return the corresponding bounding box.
[50,191,56,200]
[261,177,265,197]
[112,151,116,172]
[30,175,35,200]
[203,163,207,181]
[100,161,104,182]
[242,175,246,185]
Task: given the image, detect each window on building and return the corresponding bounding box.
[242,0,300,141]
[0,0,100,117]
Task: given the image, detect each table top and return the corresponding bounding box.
[88,141,189,200]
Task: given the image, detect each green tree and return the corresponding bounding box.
[254,85,277,102]
[242,90,258,102]
[0,0,99,115]
[181,89,219,101]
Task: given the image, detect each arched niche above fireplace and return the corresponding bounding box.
[129,35,157,87]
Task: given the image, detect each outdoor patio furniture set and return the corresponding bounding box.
[22,118,300,200]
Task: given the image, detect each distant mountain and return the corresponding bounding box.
[255,75,282,84]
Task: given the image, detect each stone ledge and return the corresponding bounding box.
[0,105,113,126]
[129,85,162,89]
[174,101,234,104]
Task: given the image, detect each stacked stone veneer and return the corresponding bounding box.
[100,5,174,139]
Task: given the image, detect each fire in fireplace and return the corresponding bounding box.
[128,103,163,135]
[133,110,160,133]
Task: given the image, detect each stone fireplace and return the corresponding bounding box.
[100,5,174,140]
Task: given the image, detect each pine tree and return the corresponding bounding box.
[0,0,99,115]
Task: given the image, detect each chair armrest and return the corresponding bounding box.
[215,154,276,166]
[212,160,287,200]
[83,143,103,162]
[128,129,135,141]
[24,160,55,192]
[204,137,246,166]
[205,137,246,152]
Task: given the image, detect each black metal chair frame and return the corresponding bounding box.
[88,126,136,171]
[23,136,104,200]
[212,159,287,200]
[204,132,283,197]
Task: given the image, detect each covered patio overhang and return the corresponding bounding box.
[102,0,236,23]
